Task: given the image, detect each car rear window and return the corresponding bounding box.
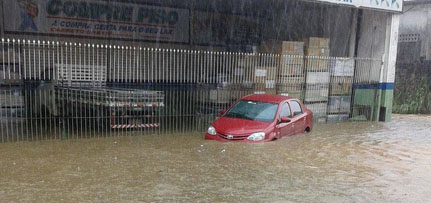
[224,100,278,123]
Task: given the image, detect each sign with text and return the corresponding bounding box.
[316,0,403,12]
[3,0,190,43]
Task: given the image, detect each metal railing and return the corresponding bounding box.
[0,39,382,142]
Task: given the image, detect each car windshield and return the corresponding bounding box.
[224,100,278,123]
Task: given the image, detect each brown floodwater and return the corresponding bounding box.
[0,114,430,202]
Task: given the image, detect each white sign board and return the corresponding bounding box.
[316,0,403,12]
[330,59,355,76]
[255,69,267,77]
[3,0,190,43]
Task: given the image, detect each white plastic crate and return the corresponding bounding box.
[304,84,329,102]
[56,64,107,86]
[305,102,327,118]
[306,72,330,84]
[328,96,351,113]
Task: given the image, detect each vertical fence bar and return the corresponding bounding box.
[43,40,48,140]
[17,40,23,141]
[9,39,15,140]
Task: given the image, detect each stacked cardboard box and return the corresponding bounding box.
[276,76,304,99]
[260,40,306,98]
[279,56,304,77]
[260,40,305,77]
[260,40,304,55]
[231,55,256,90]
[328,58,354,118]
[281,41,304,77]
[306,48,330,56]
[232,56,247,87]
[305,37,330,72]
[252,66,277,94]
[303,37,331,121]
[329,58,354,95]
[305,37,330,48]
[304,72,330,102]
[276,42,305,98]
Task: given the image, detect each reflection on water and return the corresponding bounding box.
[0,114,430,202]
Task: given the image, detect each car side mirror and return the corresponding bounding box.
[220,110,226,115]
[280,116,291,123]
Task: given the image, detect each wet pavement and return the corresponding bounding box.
[0,114,430,202]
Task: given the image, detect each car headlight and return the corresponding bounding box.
[247,132,265,141]
[207,126,216,136]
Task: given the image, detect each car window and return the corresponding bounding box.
[279,103,292,118]
[289,101,303,117]
[224,100,278,122]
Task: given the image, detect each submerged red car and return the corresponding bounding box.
[205,94,313,142]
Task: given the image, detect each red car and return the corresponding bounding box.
[205,94,313,142]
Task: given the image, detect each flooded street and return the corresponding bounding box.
[0,114,430,202]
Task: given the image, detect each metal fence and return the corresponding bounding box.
[0,39,382,142]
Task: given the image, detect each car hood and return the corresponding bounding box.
[212,116,273,135]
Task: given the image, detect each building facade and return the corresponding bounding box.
[0,0,402,141]
[395,0,431,114]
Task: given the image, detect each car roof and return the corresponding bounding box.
[240,94,294,103]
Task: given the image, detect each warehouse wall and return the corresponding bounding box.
[262,1,355,57]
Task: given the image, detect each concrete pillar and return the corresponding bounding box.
[354,10,399,122]
[349,9,358,58]
[379,13,400,122]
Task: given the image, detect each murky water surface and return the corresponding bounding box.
[1,114,430,202]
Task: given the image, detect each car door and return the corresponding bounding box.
[289,100,306,134]
[276,102,294,137]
